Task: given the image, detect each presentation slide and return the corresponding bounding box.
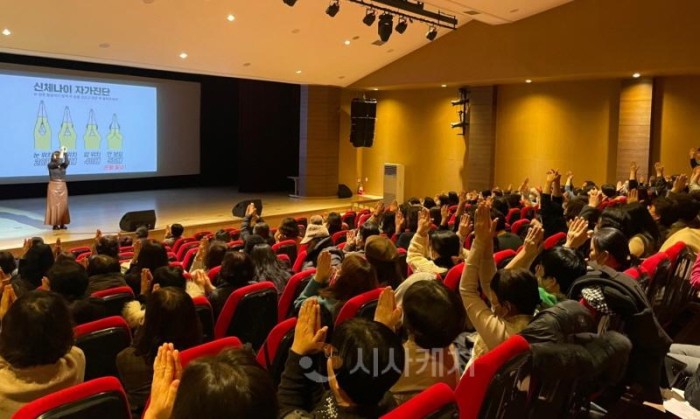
[0,74,157,178]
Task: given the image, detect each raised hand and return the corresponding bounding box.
[53,238,62,258]
[458,213,472,239]
[314,250,332,283]
[22,238,32,256]
[522,223,544,255]
[388,200,398,213]
[143,343,182,419]
[192,269,214,294]
[655,162,665,177]
[691,148,697,159]
[627,188,639,204]
[140,268,153,296]
[417,207,431,236]
[0,285,17,320]
[565,217,590,249]
[672,174,689,193]
[474,202,496,241]
[374,287,402,331]
[588,189,603,208]
[373,202,386,217]
[395,210,405,232]
[440,205,450,224]
[291,298,328,356]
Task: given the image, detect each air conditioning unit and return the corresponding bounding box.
[383,163,405,204]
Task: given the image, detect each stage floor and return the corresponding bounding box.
[0,187,382,252]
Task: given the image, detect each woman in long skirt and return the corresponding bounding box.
[45,146,70,230]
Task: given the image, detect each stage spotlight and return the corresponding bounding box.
[426,25,438,41]
[378,13,393,42]
[363,9,376,26]
[395,17,408,34]
[326,0,340,17]
[283,0,297,6]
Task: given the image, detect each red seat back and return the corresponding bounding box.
[90,286,135,317]
[227,239,245,251]
[207,265,222,283]
[181,247,199,272]
[176,240,199,261]
[543,232,567,250]
[69,246,92,258]
[276,254,291,266]
[179,336,243,367]
[166,251,177,262]
[335,288,382,327]
[520,206,535,220]
[381,383,457,419]
[193,296,215,343]
[664,241,687,266]
[225,228,241,241]
[331,230,348,245]
[443,262,465,293]
[11,377,130,419]
[214,282,278,349]
[505,208,521,225]
[74,316,132,381]
[272,240,298,266]
[194,231,212,240]
[455,335,530,419]
[356,213,372,228]
[256,317,297,386]
[76,252,92,262]
[117,252,134,261]
[278,269,316,323]
[493,249,517,269]
[292,249,308,274]
[510,219,530,237]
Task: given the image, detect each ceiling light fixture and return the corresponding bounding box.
[296,70,302,74]
[283,0,297,6]
[344,40,351,45]
[363,9,376,26]
[372,88,379,91]
[227,14,235,22]
[441,84,447,88]
[632,72,641,78]
[326,0,340,17]
[426,25,437,41]
[525,79,532,83]
[1,28,10,36]
[179,52,188,59]
[378,13,393,42]
[395,17,408,34]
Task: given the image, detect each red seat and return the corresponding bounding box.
[341,211,357,229]
[69,246,92,258]
[505,207,521,225]
[455,335,530,419]
[117,251,134,261]
[172,237,196,255]
[227,239,245,251]
[331,230,348,245]
[214,282,278,349]
[91,286,135,317]
[176,240,199,262]
[664,241,687,266]
[520,206,535,220]
[356,213,372,228]
[278,269,316,323]
[292,249,308,274]
[74,316,132,381]
[276,254,291,266]
[180,336,243,367]
[641,252,669,280]
[294,217,308,227]
[493,249,517,269]
[169,261,184,269]
[118,246,134,253]
[11,377,130,419]
[381,383,457,419]
[225,228,241,241]
[76,251,92,262]
[272,240,298,267]
[181,247,199,271]
[207,265,222,282]
[443,262,464,293]
[194,231,212,240]
[256,317,297,386]
[543,232,567,250]
[510,219,530,237]
[166,251,177,262]
[335,288,382,327]
[337,242,347,251]
[193,296,215,343]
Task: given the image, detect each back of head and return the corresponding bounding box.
[325,254,378,302]
[447,192,459,206]
[671,193,700,224]
[47,259,89,301]
[253,222,270,239]
[624,202,660,242]
[403,280,466,349]
[506,193,522,209]
[205,241,228,270]
[490,268,541,316]
[429,207,442,226]
[404,206,420,232]
[592,227,632,270]
[599,207,631,237]
[359,221,380,242]
[0,291,73,368]
[422,197,436,209]
[220,252,255,287]
[331,318,404,406]
[601,184,617,199]
[492,198,509,218]
[326,212,343,235]
[172,348,277,419]
[214,229,231,243]
[135,287,201,362]
[365,236,403,288]
[96,235,120,258]
[652,196,676,227]
[244,234,266,254]
[540,247,587,295]
[87,254,121,276]
[278,218,300,240]
[430,230,461,262]
[153,266,186,289]
[564,196,587,220]
[136,242,169,272]
[491,209,507,232]
[250,244,279,271]
[135,226,149,239]
[0,251,16,276]
[171,223,184,238]
[20,243,55,287]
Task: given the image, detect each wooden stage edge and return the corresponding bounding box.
[0,187,383,257]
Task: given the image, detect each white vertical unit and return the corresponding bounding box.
[383,163,405,204]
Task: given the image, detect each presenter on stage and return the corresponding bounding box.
[45,146,70,230]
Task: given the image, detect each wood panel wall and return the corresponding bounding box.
[616,78,653,181]
[465,86,497,191]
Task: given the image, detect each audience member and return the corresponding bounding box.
[85,254,127,295]
[364,235,404,289]
[125,241,169,294]
[204,252,255,318]
[163,223,184,247]
[250,243,291,294]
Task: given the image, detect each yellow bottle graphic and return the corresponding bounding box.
[107,114,123,150]
[34,101,51,150]
[84,109,101,150]
[58,107,77,150]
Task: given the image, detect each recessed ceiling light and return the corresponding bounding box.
[179,52,188,59]
[296,70,302,74]
[372,88,379,91]
[525,79,532,83]
[441,84,447,88]
[227,14,235,22]
[99,43,111,48]
[632,72,641,78]
[1,28,11,36]
[344,40,351,45]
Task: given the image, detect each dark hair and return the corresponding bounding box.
[153,266,186,289]
[47,259,89,302]
[332,318,404,406]
[407,197,421,206]
[326,212,343,235]
[429,207,442,227]
[365,256,404,289]
[381,212,396,238]
[278,218,300,239]
[564,196,587,220]
[134,242,169,272]
[491,209,507,232]
[19,243,55,288]
[652,196,676,227]
[134,287,202,363]
[135,226,149,239]
[95,235,120,258]
[447,192,459,206]
[220,252,255,288]
[492,198,509,219]
[429,230,461,270]
[359,221,380,243]
[205,241,228,270]
[540,247,587,295]
[403,281,466,349]
[170,224,184,238]
[404,206,419,232]
[321,254,378,305]
[671,193,700,224]
[505,193,522,209]
[119,236,133,247]
[624,203,660,247]
[253,222,270,239]
[601,184,617,198]
[423,197,437,209]
[490,269,540,316]
[244,234,266,254]
[0,291,74,368]
[87,255,121,276]
[592,227,633,270]
[0,251,16,275]
[436,194,449,207]
[214,229,231,243]
[250,244,290,293]
[172,348,277,419]
[598,207,631,238]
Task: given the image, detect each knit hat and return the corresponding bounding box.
[364,235,398,262]
[300,223,329,244]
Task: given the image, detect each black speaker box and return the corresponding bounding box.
[338,184,353,198]
[232,199,263,218]
[350,98,377,148]
[119,210,156,232]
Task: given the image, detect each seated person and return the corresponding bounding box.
[589,227,635,271]
[12,242,54,297]
[117,287,202,415]
[294,251,378,322]
[240,203,275,246]
[277,299,404,418]
[85,254,127,295]
[93,230,120,259]
[0,291,85,417]
[408,207,469,275]
[343,221,380,254]
[325,212,343,235]
[250,244,291,294]
[365,235,404,289]
[493,209,523,251]
[44,259,108,324]
[0,251,16,284]
[199,252,255,319]
[125,242,169,294]
[536,246,587,304]
[189,238,227,273]
[143,344,278,419]
[163,223,184,247]
[275,218,301,244]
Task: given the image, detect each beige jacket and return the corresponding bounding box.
[0,346,85,419]
[407,232,469,275]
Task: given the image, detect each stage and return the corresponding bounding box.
[0,187,382,255]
